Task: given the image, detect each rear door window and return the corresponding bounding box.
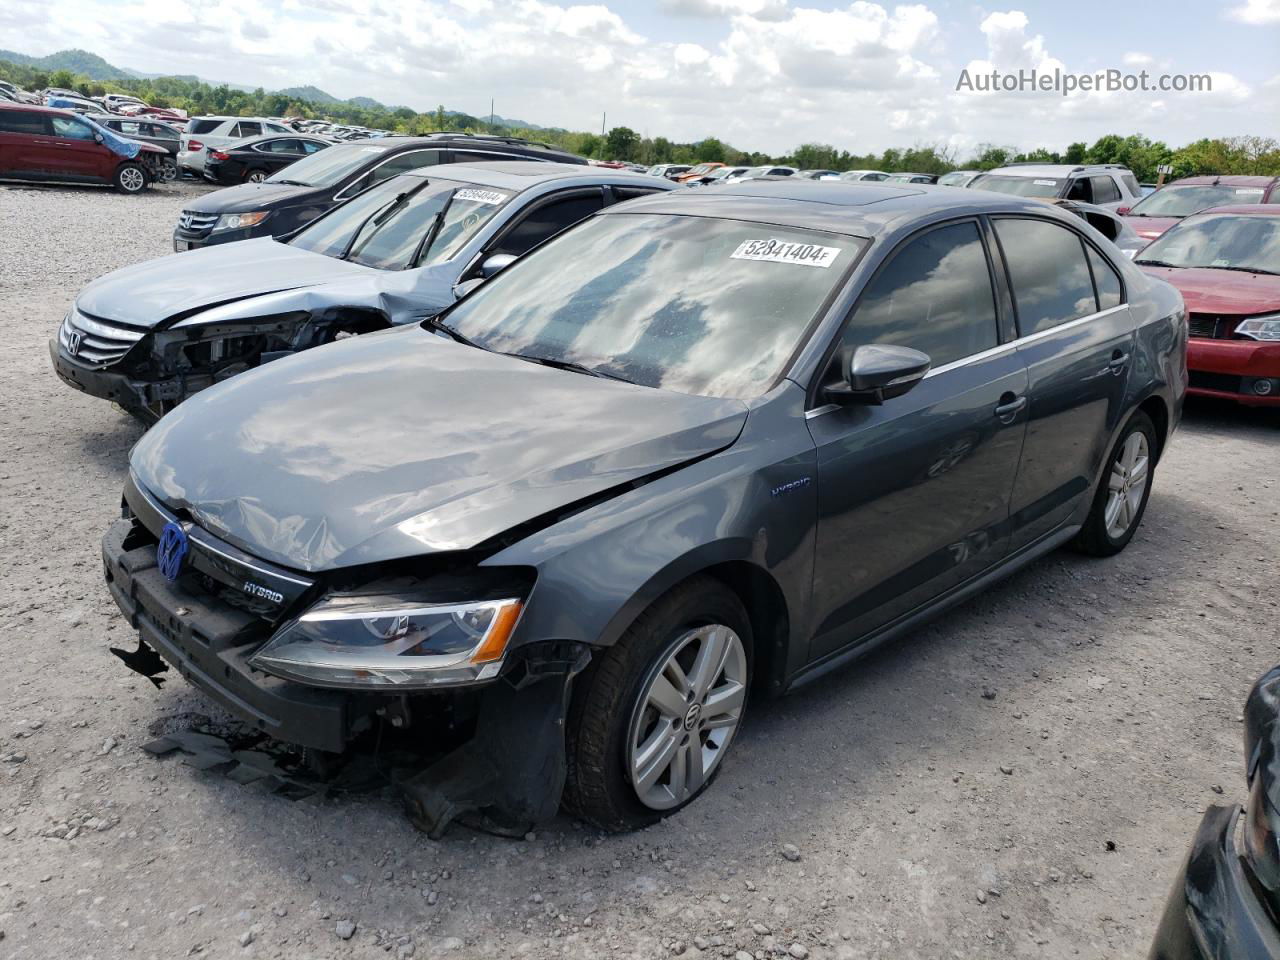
[0,110,50,135]
[233,121,263,138]
[1090,176,1121,204]
[1085,245,1124,310]
[995,218,1099,335]
[839,220,999,367]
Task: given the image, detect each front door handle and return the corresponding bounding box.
[994,394,1027,420]
[1108,351,1130,371]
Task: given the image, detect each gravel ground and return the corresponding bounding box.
[1,180,1278,960]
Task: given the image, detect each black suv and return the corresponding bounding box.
[172,134,588,251]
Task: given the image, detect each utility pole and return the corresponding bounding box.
[601,112,606,137]
[489,98,494,128]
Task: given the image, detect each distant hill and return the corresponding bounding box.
[0,47,545,130]
[0,47,134,84]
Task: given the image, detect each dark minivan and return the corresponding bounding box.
[172,133,588,251]
[106,181,1185,835]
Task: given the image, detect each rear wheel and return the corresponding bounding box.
[157,157,178,183]
[245,168,268,183]
[1072,410,1157,556]
[564,578,752,831]
[114,162,148,194]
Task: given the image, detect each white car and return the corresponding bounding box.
[178,116,292,176]
[938,170,982,187]
[969,163,1143,211]
[838,169,890,182]
[725,165,797,184]
[100,94,147,114]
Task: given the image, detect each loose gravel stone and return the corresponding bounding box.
[335,920,357,940]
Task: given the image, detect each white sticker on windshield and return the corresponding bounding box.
[1034,179,1058,186]
[730,238,842,268]
[454,188,506,205]
[1236,188,1264,195]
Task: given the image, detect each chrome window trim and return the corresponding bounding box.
[332,147,444,201]
[803,304,1129,419]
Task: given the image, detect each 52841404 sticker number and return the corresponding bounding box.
[730,238,842,268]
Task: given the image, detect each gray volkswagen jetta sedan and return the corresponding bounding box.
[102,181,1187,833]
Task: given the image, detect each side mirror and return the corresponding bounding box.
[479,253,516,279]
[1116,205,1131,216]
[824,344,931,406]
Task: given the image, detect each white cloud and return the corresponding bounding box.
[1227,0,1280,24]
[658,0,790,22]
[4,1,1271,157]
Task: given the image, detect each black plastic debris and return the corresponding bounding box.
[109,638,169,688]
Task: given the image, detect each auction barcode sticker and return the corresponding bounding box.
[730,238,842,268]
[454,188,507,205]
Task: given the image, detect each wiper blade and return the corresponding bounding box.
[504,352,632,383]
[1213,265,1280,276]
[423,316,481,348]
[1133,259,1179,268]
[271,178,310,186]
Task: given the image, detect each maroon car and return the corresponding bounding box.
[1120,175,1280,243]
[0,102,168,193]
[1135,205,1280,407]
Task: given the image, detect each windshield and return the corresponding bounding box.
[686,164,713,175]
[1135,214,1280,274]
[265,142,391,188]
[937,172,971,186]
[971,174,1062,198]
[1129,184,1266,218]
[289,176,512,270]
[439,213,865,399]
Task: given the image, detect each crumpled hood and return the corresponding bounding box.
[76,238,377,328]
[130,327,748,572]
[1139,265,1280,315]
[186,181,317,214]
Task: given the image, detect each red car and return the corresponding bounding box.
[0,102,167,193]
[1120,175,1280,243]
[1136,205,1280,406]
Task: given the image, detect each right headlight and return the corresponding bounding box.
[1235,314,1280,342]
[213,211,270,232]
[249,594,523,690]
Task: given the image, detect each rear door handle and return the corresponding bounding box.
[1109,351,1130,371]
[994,395,1027,419]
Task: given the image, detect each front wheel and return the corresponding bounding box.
[1072,409,1157,556]
[114,162,149,194]
[564,577,752,831]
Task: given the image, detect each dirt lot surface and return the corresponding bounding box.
[1,180,1277,960]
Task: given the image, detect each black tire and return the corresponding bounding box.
[564,577,752,832]
[158,157,178,183]
[113,162,149,194]
[1071,409,1157,556]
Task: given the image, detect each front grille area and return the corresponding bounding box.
[176,210,219,237]
[1189,371,1243,394]
[60,309,148,367]
[1188,314,1240,340]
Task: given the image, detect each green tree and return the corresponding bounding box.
[604,125,640,161]
[48,68,76,89]
[1064,141,1087,164]
[694,137,726,163]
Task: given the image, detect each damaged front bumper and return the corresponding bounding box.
[101,486,590,834]
[51,339,178,420]
[1149,804,1280,960]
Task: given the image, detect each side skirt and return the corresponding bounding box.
[784,522,1081,693]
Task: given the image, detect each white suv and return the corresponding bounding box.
[178,116,292,176]
[969,163,1143,210]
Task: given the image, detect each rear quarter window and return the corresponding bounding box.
[0,110,50,135]
[187,119,221,135]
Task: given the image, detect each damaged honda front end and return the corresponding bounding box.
[52,304,389,422]
[104,472,591,836]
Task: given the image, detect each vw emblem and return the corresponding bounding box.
[156,521,189,582]
[66,329,83,356]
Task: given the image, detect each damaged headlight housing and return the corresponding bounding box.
[1236,314,1280,342]
[249,595,523,689]
[214,211,270,232]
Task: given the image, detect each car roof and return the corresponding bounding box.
[360,133,582,156]
[1167,174,1278,187]
[985,164,1129,177]
[598,179,1064,236]
[401,161,669,191]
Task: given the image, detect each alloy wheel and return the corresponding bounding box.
[248,171,266,183]
[1104,431,1149,539]
[627,623,747,811]
[120,167,145,192]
